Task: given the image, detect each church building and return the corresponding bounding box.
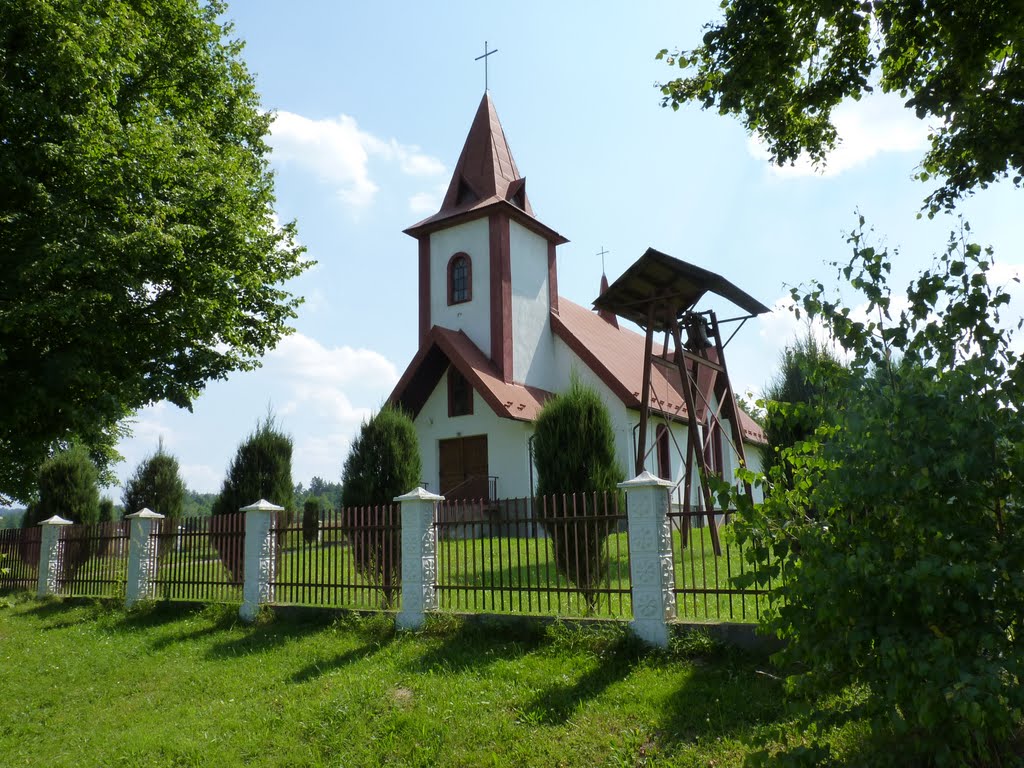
[389,93,766,501]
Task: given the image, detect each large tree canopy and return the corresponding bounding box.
[658,1,1024,212]
[0,0,308,503]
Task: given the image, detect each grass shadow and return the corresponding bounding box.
[407,616,546,674]
[203,609,337,660]
[652,646,785,753]
[289,641,387,684]
[522,632,646,725]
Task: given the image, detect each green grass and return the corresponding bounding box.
[0,595,873,767]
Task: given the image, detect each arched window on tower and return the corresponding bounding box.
[448,252,472,305]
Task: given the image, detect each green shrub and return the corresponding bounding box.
[728,222,1024,766]
[211,415,295,581]
[36,446,101,577]
[122,441,185,521]
[532,376,624,605]
[302,497,321,544]
[341,405,421,607]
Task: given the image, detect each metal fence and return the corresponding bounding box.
[434,493,631,619]
[57,520,130,598]
[271,505,402,610]
[150,513,244,603]
[0,526,40,592]
[668,507,780,621]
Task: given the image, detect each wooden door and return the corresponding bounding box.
[439,435,489,500]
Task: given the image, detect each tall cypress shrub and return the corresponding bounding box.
[341,406,421,607]
[211,416,295,581]
[35,446,101,577]
[302,497,321,544]
[532,377,624,605]
[122,441,185,520]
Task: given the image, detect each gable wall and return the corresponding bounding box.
[414,367,533,499]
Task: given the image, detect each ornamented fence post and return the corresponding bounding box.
[37,515,73,597]
[395,487,443,630]
[125,508,165,608]
[621,471,676,647]
[240,499,284,622]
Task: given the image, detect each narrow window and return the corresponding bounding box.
[656,424,671,480]
[448,367,473,417]
[448,252,472,305]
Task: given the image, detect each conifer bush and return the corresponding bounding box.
[35,446,101,578]
[122,441,185,519]
[341,406,421,607]
[211,416,295,581]
[532,377,624,605]
[302,497,321,545]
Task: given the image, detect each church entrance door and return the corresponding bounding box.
[439,435,489,500]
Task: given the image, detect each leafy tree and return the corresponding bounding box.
[211,416,295,580]
[657,1,1024,212]
[341,406,422,607]
[532,377,625,604]
[301,497,322,545]
[761,333,847,480]
[724,222,1024,765]
[0,0,309,505]
[122,442,186,523]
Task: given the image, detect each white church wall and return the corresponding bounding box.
[509,221,555,388]
[414,368,534,499]
[429,219,491,353]
[551,334,636,481]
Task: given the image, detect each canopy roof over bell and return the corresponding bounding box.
[592,248,769,332]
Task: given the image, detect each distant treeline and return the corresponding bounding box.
[0,508,26,529]
[4,478,343,526]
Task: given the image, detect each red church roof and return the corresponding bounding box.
[390,326,551,423]
[552,298,767,444]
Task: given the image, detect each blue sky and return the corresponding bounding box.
[112,0,1023,495]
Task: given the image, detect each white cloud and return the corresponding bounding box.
[269,111,445,208]
[267,332,398,391]
[409,180,448,215]
[748,92,930,178]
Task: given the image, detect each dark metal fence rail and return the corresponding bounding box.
[57,520,129,598]
[271,505,402,611]
[668,508,778,622]
[0,526,40,591]
[435,493,631,619]
[150,513,244,603]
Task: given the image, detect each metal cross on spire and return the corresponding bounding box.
[475,41,498,91]
[597,246,610,274]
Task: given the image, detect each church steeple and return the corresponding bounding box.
[405,93,567,386]
[438,92,533,216]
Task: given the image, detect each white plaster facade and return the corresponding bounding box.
[429,219,491,354]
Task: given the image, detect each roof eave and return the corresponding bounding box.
[404,199,568,245]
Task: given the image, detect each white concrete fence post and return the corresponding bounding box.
[621,471,677,648]
[125,508,165,608]
[395,487,444,630]
[240,499,283,622]
[37,515,73,597]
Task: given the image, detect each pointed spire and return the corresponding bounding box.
[597,273,619,328]
[438,92,533,216]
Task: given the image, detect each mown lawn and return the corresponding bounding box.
[0,595,873,767]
